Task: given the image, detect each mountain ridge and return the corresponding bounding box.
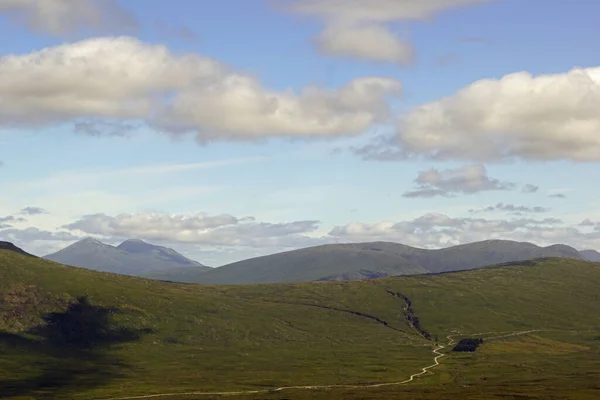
[159,239,586,284]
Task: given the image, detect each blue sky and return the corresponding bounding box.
[1,0,599,266]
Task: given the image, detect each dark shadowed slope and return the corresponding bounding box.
[580,249,600,262]
[0,241,35,257]
[171,239,585,284]
[44,238,210,278]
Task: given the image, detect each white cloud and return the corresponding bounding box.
[359,67,600,162]
[0,0,136,35]
[62,212,322,248]
[283,0,487,64]
[314,22,414,65]
[403,164,515,198]
[17,157,261,191]
[0,36,401,140]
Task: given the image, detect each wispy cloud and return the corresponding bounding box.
[14,156,265,191]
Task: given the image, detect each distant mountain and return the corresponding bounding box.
[44,238,210,278]
[580,249,600,262]
[169,239,586,285]
[410,241,585,274]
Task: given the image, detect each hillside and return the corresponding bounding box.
[2,244,600,399]
[44,238,210,278]
[166,239,585,284]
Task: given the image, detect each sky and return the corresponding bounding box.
[1,0,599,266]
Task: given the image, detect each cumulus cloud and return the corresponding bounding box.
[403,164,514,198]
[0,37,401,141]
[0,0,137,35]
[20,206,49,215]
[283,0,486,64]
[329,213,598,250]
[314,22,414,65]
[469,203,550,215]
[62,212,321,248]
[358,67,600,162]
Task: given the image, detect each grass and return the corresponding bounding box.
[1,250,600,399]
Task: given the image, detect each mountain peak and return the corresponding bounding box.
[44,238,207,276]
[120,239,147,245]
[117,239,154,253]
[116,240,202,267]
[78,237,106,246]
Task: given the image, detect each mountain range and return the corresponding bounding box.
[44,238,210,278]
[172,239,586,284]
[43,237,597,284]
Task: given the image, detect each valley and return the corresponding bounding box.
[2,244,600,399]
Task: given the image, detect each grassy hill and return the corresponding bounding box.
[1,245,600,399]
[166,239,585,284]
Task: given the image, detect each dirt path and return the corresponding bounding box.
[98,328,552,399]
[97,335,457,400]
[97,326,552,400]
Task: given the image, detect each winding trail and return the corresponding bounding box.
[97,335,458,400]
[98,328,550,399]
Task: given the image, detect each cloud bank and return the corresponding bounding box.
[0,37,401,141]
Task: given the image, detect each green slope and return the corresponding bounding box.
[2,246,600,399]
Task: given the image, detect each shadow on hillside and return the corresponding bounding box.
[0,296,154,398]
